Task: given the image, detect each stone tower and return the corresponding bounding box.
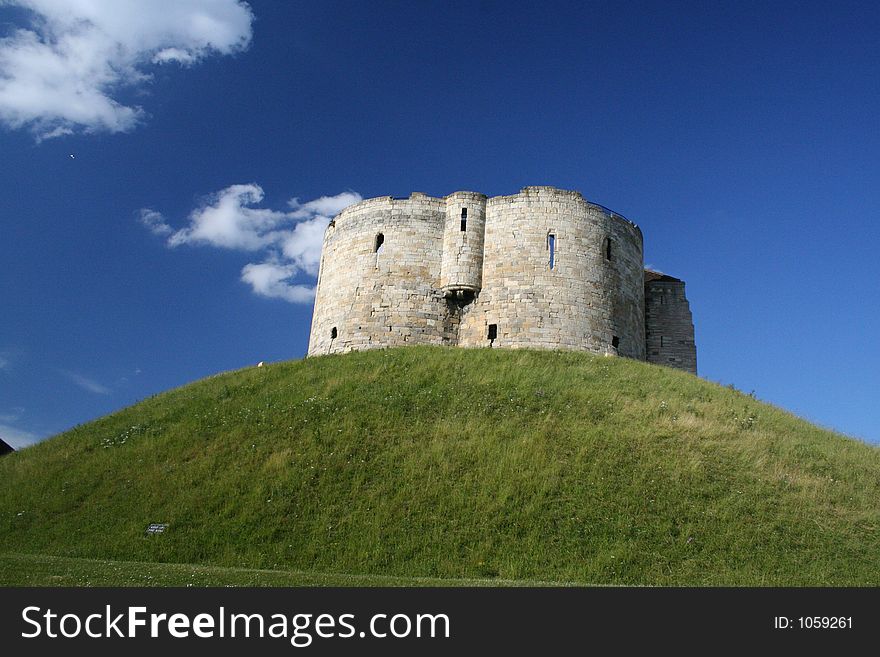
[307,186,696,374]
[644,271,697,373]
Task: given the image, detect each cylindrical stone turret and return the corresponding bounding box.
[307,193,448,356]
[439,191,487,299]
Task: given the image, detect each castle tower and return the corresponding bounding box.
[307,186,694,374]
[307,194,449,355]
[439,192,487,301]
[457,187,645,359]
[644,271,697,373]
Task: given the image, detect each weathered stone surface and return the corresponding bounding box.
[308,186,697,374]
[644,272,698,374]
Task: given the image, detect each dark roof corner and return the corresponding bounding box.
[0,438,14,456]
[644,269,682,283]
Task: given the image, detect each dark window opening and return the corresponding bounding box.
[487,323,498,341]
[330,327,337,339]
[660,336,666,347]
[460,219,467,231]
[548,233,556,269]
[604,237,612,261]
[612,336,620,349]
[461,207,468,219]
[374,233,385,252]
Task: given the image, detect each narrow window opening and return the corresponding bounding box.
[548,233,556,269]
[460,218,467,232]
[604,237,612,261]
[374,233,385,269]
[461,207,468,219]
[612,336,620,349]
[660,336,666,347]
[487,323,498,343]
[330,327,337,340]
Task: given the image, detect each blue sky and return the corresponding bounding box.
[1,0,878,448]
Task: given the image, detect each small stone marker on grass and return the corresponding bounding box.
[145,523,168,535]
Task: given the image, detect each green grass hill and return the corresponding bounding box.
[1,347,878,586]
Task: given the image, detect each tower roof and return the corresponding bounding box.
[644,269,682,283]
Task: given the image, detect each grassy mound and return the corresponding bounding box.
[1,347,878,586]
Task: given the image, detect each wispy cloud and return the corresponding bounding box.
[142,185,361,304]
[0,407,26,424]
[0,406,44,449]
[61,370,111,395]
[0,348,22,372]
[0,422,41,449]
[240,261,320,303]
[139,209,173,236]
[0,0,255,140]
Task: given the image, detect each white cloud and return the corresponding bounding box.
[241,261,318,304]
[0,355,8,370]
[61,370,110,395]
[167,184,286,250]
[152,47,197,66]
[288,192,363,219]
[143,185,361,304]
[0,422,41,449]
[139,208,172,236]
[0,0,254,139]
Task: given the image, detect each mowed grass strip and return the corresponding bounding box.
[0,553,567,587]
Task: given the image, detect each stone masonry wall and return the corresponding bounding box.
[457,187,644,356]
[308,194,450,355]
[604,205,646,359]
[644,275,697,373]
